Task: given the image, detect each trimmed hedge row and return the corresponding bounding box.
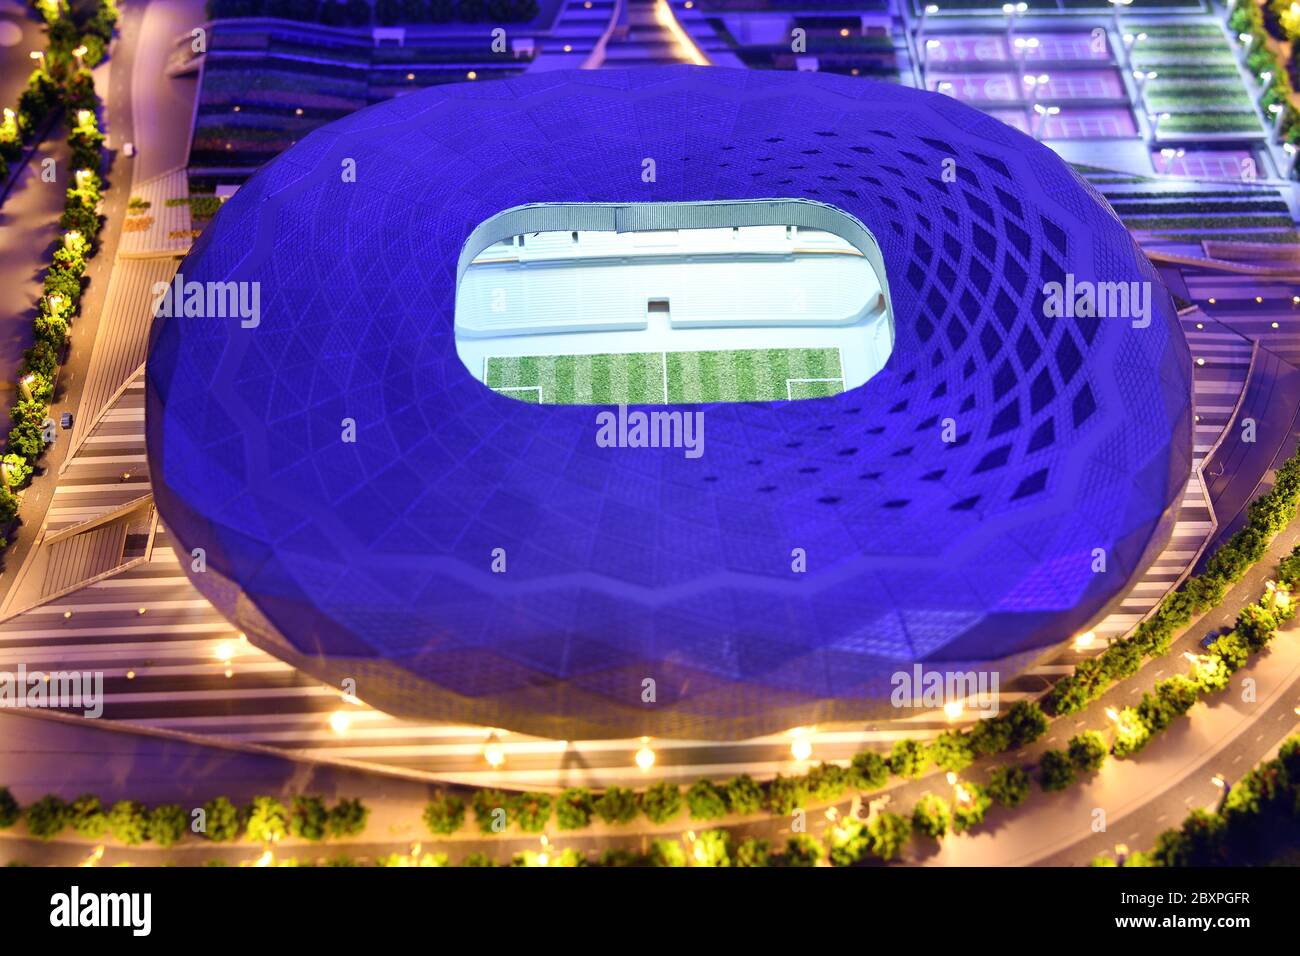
[0,789,369,845]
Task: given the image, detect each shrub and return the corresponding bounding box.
[0,788,19,829]
[912,793,952,839]
[685,779,728,821]
[68,793,107,838]
[597,848,647,867]
[1038,749,1076,792]
[461,851,496,867]
[244,796,287,843]
[825,818,870,866]
[1003,701,1049,747]
[640,782,682,824]
[554,788,593,831]
[593,786,638,825]
[848,750,889,791]
[147,804,187,847]
[723,774,763,815]
[968,715,1013,756]
[888,739,930,778]
[1067,731,1109,774]
[107,800,148,845]
[734,836,771,867]
[648,838,686,867]
[986,765,1031,808]
[288,796,328,841]
[201,796,241,842]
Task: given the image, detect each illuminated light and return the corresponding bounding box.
[1195,357,1205,366]
[926,38,941,48]
[654,0,709,65]
[1273,322,1280,329]
[926,3,939,11]
[1255,296,1263,304]
[945,771,958,785]
[537,852,550,866]
[484,740,505,767]
[790,736,813,761]
[137,607,147,615]
[76,109,92,126]
[224,668,234,679]
[1208,297,1216,305]
[943,699,963,720]
[121,471,132,481]
[635,738,656,770]
[406,72,415,80]
[467,71,477,80]
[329,710,353,735]
[126,670,135,680]
[254,849,274,867]
[79,845,105,867]
[825,806,838,821]
[1195,322,1204,329]
[63,610,73,619]
[1292,296,1299,304]
[233,105,240,112]
[213,641,234,662]
[1211,774,1226,789]
[1074,630,1096,651]
[295,107,303,115]
[1105,707,1120,722]
[563,44,572,52]
[840,28,850,37]
[238,632,248,642]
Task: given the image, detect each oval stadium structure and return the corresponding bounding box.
[146,66,1194,741]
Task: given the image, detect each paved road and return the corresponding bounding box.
[0,0,142,599]
[0,0,42,111]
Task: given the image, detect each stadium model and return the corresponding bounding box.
[146,66,1193,741]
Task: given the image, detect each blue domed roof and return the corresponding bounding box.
[147,67,1193,740]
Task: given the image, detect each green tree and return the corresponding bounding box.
[147,804,187,847]
[327,798,369,838]
[245,796,287,843]
[1037,749,1076,792]
[911,793,952,839]
[723,774,763,815]
[641,782,682,824]
[461,851,496,867]
[777,833,824,867]
[766,773,808,814]
[951,783,993,833]
[201,796,241,842]
[888,739,930,778]
[422,792,465,835]
[692,829,732,867]
[107,800,149,845]
[1004,701,1049,747]
[593,786,638,825]
[648,838,686,867]
[507,792,552,833]
[848,750,889,791]
[68,793,107,838]
[471,789,509,834]
[25,795,68,840]
[555,788,592,830]
[685,779,728,821]
[929,730,974,773]
[1067,731,1109,773]
[826,818,870,867]
[986,765,1031,808]
[734,836,771,867]
[0,788,19,829]
[288,796,328,841]
[867,811,912,861]
[806,762,849,802]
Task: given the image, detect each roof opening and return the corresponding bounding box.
[455,200,894,405]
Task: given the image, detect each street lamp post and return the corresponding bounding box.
[1002,2,1028,49]
[917,3,939,47]
[1284,143,1298,180]
[29,50,46,75]
[1031,102,1059,140]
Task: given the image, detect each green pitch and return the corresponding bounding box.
[485,348,843,404]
